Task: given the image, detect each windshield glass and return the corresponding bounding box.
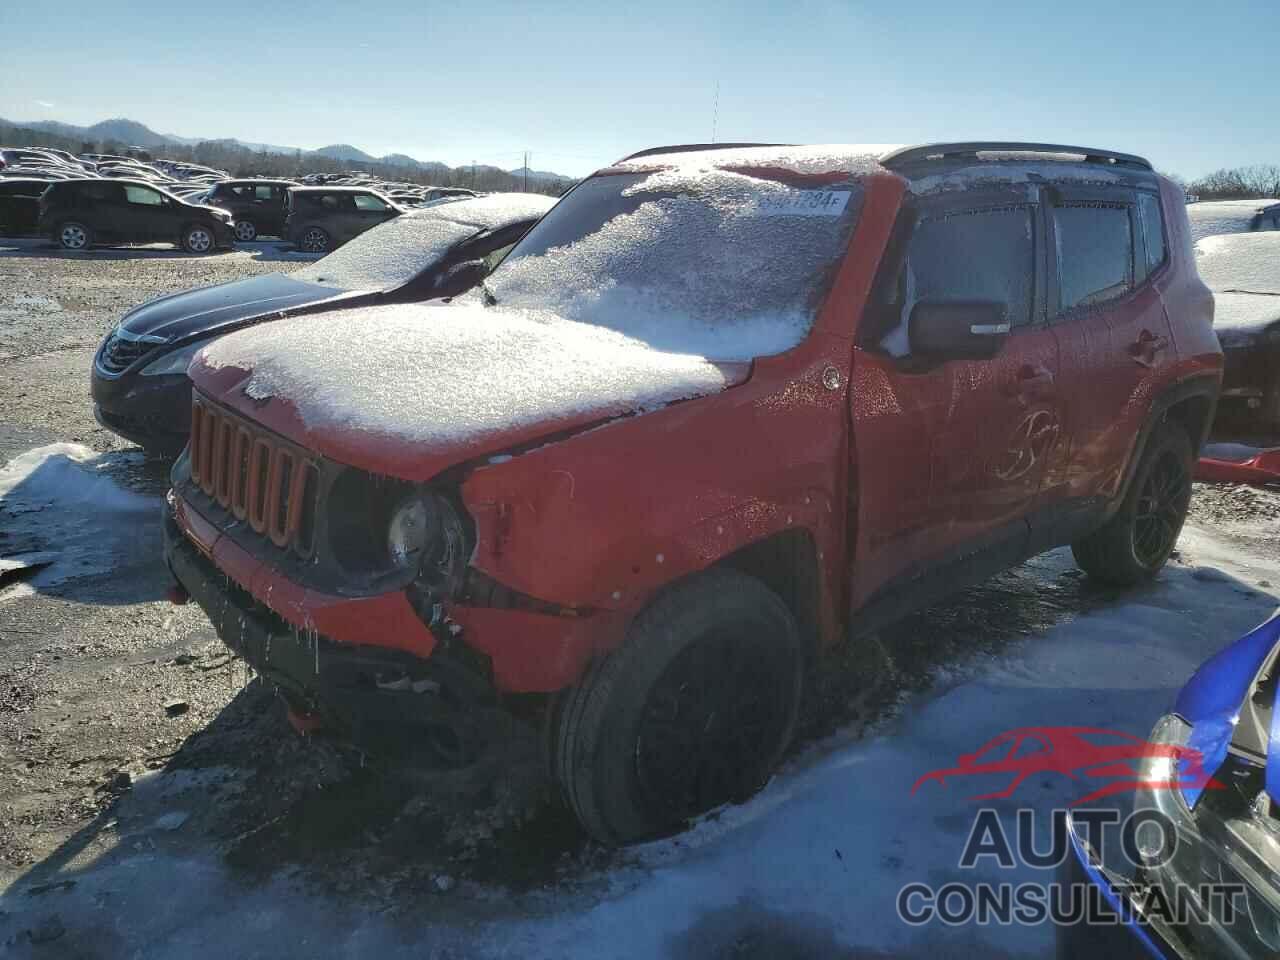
[293,213,478,291]
[486,169,863,360]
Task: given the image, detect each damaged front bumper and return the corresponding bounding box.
[163,506,501,766]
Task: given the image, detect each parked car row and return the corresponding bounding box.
[1,143,502,249]
[144,141,1225,853]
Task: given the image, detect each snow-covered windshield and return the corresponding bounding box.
[486,169,863,360]
[293,213,478,291]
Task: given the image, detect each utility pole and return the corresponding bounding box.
[712,80,720,143]
[472,160,476,189]
[523,151,529,192]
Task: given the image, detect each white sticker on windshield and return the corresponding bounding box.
[751,189,852,217]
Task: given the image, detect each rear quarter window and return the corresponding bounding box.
[1053,201,1133,311]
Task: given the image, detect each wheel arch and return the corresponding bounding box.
[713,528,822,670]
[1116,374,1219,506]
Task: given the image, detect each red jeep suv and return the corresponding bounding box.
[163,142,1220,844]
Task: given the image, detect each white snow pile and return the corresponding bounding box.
[0,444,157,599]
[488,168,861,358]
[1187,198,1280,242]
[199,303,738,445]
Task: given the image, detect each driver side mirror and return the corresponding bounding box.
[909,301,1009,359]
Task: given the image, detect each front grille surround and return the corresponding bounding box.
[189,395,320,559]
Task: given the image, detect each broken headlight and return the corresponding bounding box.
[387,495,431,572]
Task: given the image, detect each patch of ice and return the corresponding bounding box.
[200,303,736,447]
[0,443,157,597]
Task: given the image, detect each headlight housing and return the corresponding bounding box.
[139,340,205,377]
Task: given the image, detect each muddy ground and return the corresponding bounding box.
[1,238,1279,953]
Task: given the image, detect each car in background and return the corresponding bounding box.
[91,192,555,453]
[202,179,294,241]
[39,178,235,253]
[284,186,406,253]
[1195,232,1280,429]
[1187,198,1280,242]
[1063,610,1280,959]
[0,179,48,235]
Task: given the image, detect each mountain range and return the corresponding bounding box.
[2,116,569,182]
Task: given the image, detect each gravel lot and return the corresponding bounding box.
[1,240,1278,955]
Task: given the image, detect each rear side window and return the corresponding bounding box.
[354,194,389,212]
[1053,202,1133,311]
[124,185,164,206]
[1137,193,1166,279]
[254,185,276,200]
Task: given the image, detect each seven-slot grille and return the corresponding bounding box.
[188,396,320,558]
[98,332,157,374]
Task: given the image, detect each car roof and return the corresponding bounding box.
[221,178,295,187]
[608,141,1160,193]
[291,185,390,195]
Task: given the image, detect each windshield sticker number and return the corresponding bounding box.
[752,190,852,218]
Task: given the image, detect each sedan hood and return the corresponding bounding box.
[1214,291,1280,348]
[119,273,350,343]
[190,301,749,481]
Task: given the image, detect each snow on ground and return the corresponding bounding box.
[2,505,1276,958]
[0,443,158,601]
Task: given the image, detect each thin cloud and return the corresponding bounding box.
[34,100,55,109]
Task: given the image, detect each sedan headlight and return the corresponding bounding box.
[387,495,432,572]
[139,340,205,377]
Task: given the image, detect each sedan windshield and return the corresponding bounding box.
[293,214,479,291]
[486,169,863,360]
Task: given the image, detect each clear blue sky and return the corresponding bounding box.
[1,0,1276,179]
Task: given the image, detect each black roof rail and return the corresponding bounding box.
[881,142,1152,171]
[615,142,791,164]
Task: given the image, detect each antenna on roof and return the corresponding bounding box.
[711,81,720,143]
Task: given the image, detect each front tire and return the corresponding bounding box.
[554,568,803,845]
[182,225,214,254]
[1072,422,1193,585]
[57,221,91,251]
[233,220,257,242]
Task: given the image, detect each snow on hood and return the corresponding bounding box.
[197,301,741,455]
[1188,199,1280,242]
[1194,234,1280,344]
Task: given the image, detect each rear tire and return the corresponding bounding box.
[554,568,803,845]
[299,227,329,253]
[233,220,257,242]
[57,221,91,251]
[181,224,214,254]
[1072,422,1193,585]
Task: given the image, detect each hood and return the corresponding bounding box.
[1214,291,1280,348]
[1176,609,1280,807]
[119,273,351,343]
[191,301,749,480]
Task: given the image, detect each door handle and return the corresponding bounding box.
[1129,329,1169,366]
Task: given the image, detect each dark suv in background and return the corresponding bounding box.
[285,186,405,252]
[39,179,235,253]
[202,179,293,241]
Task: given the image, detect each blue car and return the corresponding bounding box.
[1063,610,1280,958]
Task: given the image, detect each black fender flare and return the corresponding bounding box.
[1113,373,1220,510]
